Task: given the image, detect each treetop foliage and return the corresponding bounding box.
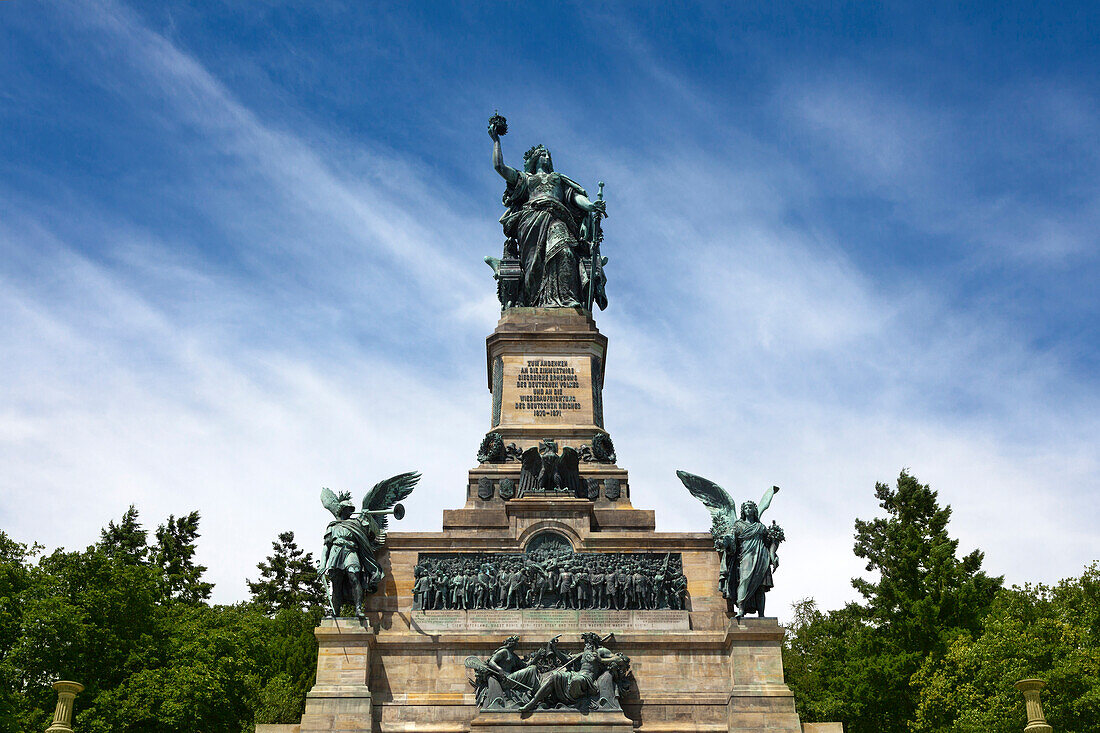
[152,512,214,603]
[0,508,322,733]
[99,505,148,565]
[785,469,1097,733]
[246,531,326,615]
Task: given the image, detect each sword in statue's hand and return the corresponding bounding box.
[586,181,605,312]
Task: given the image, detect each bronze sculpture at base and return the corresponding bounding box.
[464,633,631,714]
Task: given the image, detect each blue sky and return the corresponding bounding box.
[2,1,1098,614]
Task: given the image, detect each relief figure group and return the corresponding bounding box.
[413,551,687,612]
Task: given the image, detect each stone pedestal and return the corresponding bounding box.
[486,307,608,447]
[1015,679,1054,733]
[45,681,83,733]
[725,619,803,733]
[298,622,374,733]
[286,615,803,732]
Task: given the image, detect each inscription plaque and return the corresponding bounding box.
[500,355,593,426]
[523,609,579,631]
[632,610,689,630]
[412,610,466,633]
[409,609,689,633]
[578,610,632,629]
[467,610,524,631]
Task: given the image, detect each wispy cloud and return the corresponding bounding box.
[1,1,1097,615]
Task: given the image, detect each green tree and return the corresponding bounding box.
[912,564,1100,733]
[783,598,870,723]
[99,505,149,564]
[152,512,214,603]
[6,542,163,733]
[253,606,322,725]
[247,531,325,614]
[785,470,1003,733]
[2,510,319,733]
[0,532,42,733]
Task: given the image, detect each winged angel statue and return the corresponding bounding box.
[320,471,420,617]
[675,471,786,619]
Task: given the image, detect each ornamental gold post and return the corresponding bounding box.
[1015,679,1053,733]
[45,680,84,733]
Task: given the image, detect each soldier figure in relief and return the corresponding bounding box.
[557,564,575,609]
[590,564,606,609]
[605,565,619,610]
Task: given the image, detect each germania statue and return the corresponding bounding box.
[319,471,420,617]
[676,471,786,619]
[486,113,608,311]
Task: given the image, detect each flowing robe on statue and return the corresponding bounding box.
[500,171,590,308]
[732,519,773,613]
[543,649,601,703]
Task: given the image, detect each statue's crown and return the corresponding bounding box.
[523,144,549,163]
[337,490,353,503]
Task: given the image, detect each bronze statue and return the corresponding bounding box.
[319,471,420,617]
[465,633,631,713]
[464,635,541,708]
[518,439,583,497]
[488,113,608,311]
[676,471,785,619]
[519,632,630,713]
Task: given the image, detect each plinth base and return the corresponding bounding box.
[299,685,371,733]
[469,709,633,733]
[276,617,805,732]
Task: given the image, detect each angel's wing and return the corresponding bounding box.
[320,487,342,518]
[361,471,421,534]
[518,447,541,497]
[675,470,736,516]
[560,447,583,497]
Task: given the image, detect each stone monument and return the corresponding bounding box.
[266,115,806,733]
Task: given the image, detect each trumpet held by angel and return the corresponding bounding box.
[319,471,420,618]
[675,470,786,619]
